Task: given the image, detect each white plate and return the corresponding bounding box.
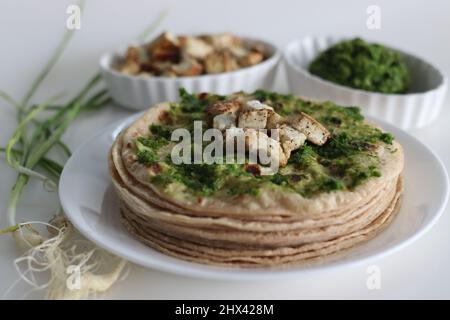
[59,113,449,280]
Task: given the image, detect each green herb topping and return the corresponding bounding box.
[308,38,410,94]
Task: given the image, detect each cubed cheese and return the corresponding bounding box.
[290,112,330,145]
[278,125,307,153]
[213,113,237,131]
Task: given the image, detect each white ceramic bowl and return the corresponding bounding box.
[284,36,448,130]
[100,38,281,110]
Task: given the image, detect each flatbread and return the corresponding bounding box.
[110,148,397,231]
[119,178,398,248]
[119,182,402,267]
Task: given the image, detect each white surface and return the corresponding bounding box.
[1,0,450,299]
[59,112,448,280]
[100,39,280,109]
[284,36,448,129]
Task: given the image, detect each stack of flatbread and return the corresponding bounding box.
[109,102,404,268]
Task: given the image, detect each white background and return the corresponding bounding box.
[1,0,450,299]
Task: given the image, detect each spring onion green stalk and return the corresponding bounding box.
[0,90,21,110]
[136,9,168,41]
[0,148,64,177]
[0,225,19,235]
[0,5,166,299]
[6,96,62,167]
[20,1,85,111]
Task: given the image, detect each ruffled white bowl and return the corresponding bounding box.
[284,36,448,130]
[100,38,281,110]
